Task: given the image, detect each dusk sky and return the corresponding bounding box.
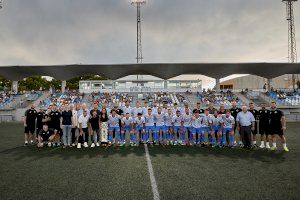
[0,0,299,87]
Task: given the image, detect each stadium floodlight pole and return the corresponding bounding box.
[283,0,298,90]
[0,0,3,9]
[131,0,146,81]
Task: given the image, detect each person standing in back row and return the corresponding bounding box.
[230,100,242,146]
[24,104,37,145]
[61,105,73,148]
[258,103,270,149]
[236,106,255,149]
[269,102,289,152]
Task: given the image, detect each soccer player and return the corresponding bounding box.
[49,104,62,147]
[218,104,226,115]
[207,102,217,114]
[211,110,222,146]
[90,102,101,116]
[122,101,132,116]
[172,102,182,114]
[78,110,89,148]
[230,100,242,146]
[164,109,174,145]
[258,103,270,149]
[121,112,134,146]
[201,109,213,146]
[152,101,159,115]
[134,113,145,144]
[37,124,53,148]
[108,109,121,146]
[144,108,156,145]
[193,102,204,114]
[269,102,289,152]
[248,102,259,147]
[173,110,184,145]
[221,110,235,147]
[89,110,100,148]
[182,107,192,145]
[154,107,166,145]
[132,101,144,117]
[23,104,37,145]
[191,110,203,145]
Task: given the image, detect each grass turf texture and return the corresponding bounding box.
[0,122,299,200]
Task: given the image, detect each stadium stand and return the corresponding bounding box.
[196,89,243,107]
[268,90,300,106]
[39,91,83,108]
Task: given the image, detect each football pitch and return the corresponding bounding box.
[0,123,299,200]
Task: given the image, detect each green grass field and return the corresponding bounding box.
[0,122,299,200]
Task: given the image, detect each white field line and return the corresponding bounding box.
[144,144,160,200]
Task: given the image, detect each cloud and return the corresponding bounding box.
[0,0,298,87]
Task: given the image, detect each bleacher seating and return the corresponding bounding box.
[39,91,83,108]
[197,89,242,107]
[269,91,300,106]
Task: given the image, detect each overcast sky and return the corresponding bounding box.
[0,0,299,87]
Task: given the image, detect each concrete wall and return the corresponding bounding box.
[221,74,300,90]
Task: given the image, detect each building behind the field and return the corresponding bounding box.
[220,74,300,90]
[79,75,203,93]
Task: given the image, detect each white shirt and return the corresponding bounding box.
[192,116,203,128]
[122,117,133,127]
[122,106,132,116]
[222,115,235,128]
[78,114,89,128]
[182,113,192,127]
[134,116,145,127]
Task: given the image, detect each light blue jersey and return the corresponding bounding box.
[144,114,155,127]
[173,115,183,127]
[122,106,132,116]
[122,116,133,127]
[154,113,165,126]
[201,114,212,127]
[164,113,174,127]
[108,115,120,128]
[222,115,235,128]
[182,113,192,127]
[134,116,145,127]
[191,116,203,128]
[132,107,144,117]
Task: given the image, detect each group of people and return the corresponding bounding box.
[23,99,289,152]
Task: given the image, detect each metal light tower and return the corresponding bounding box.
[131,0,146,64]
[0,0,3,9]
[283,0,298,89]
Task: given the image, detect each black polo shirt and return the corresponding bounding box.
[258,109,270,126]
[25,109,37,125]
[230,107,242,120]
[36,111,44,129]
[49,110,61,129]
[249,109,259,120]
[193,108,204,114]
[62,110,72,125]
[269,109,284,127]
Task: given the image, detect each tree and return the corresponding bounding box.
[0,76,12,91]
